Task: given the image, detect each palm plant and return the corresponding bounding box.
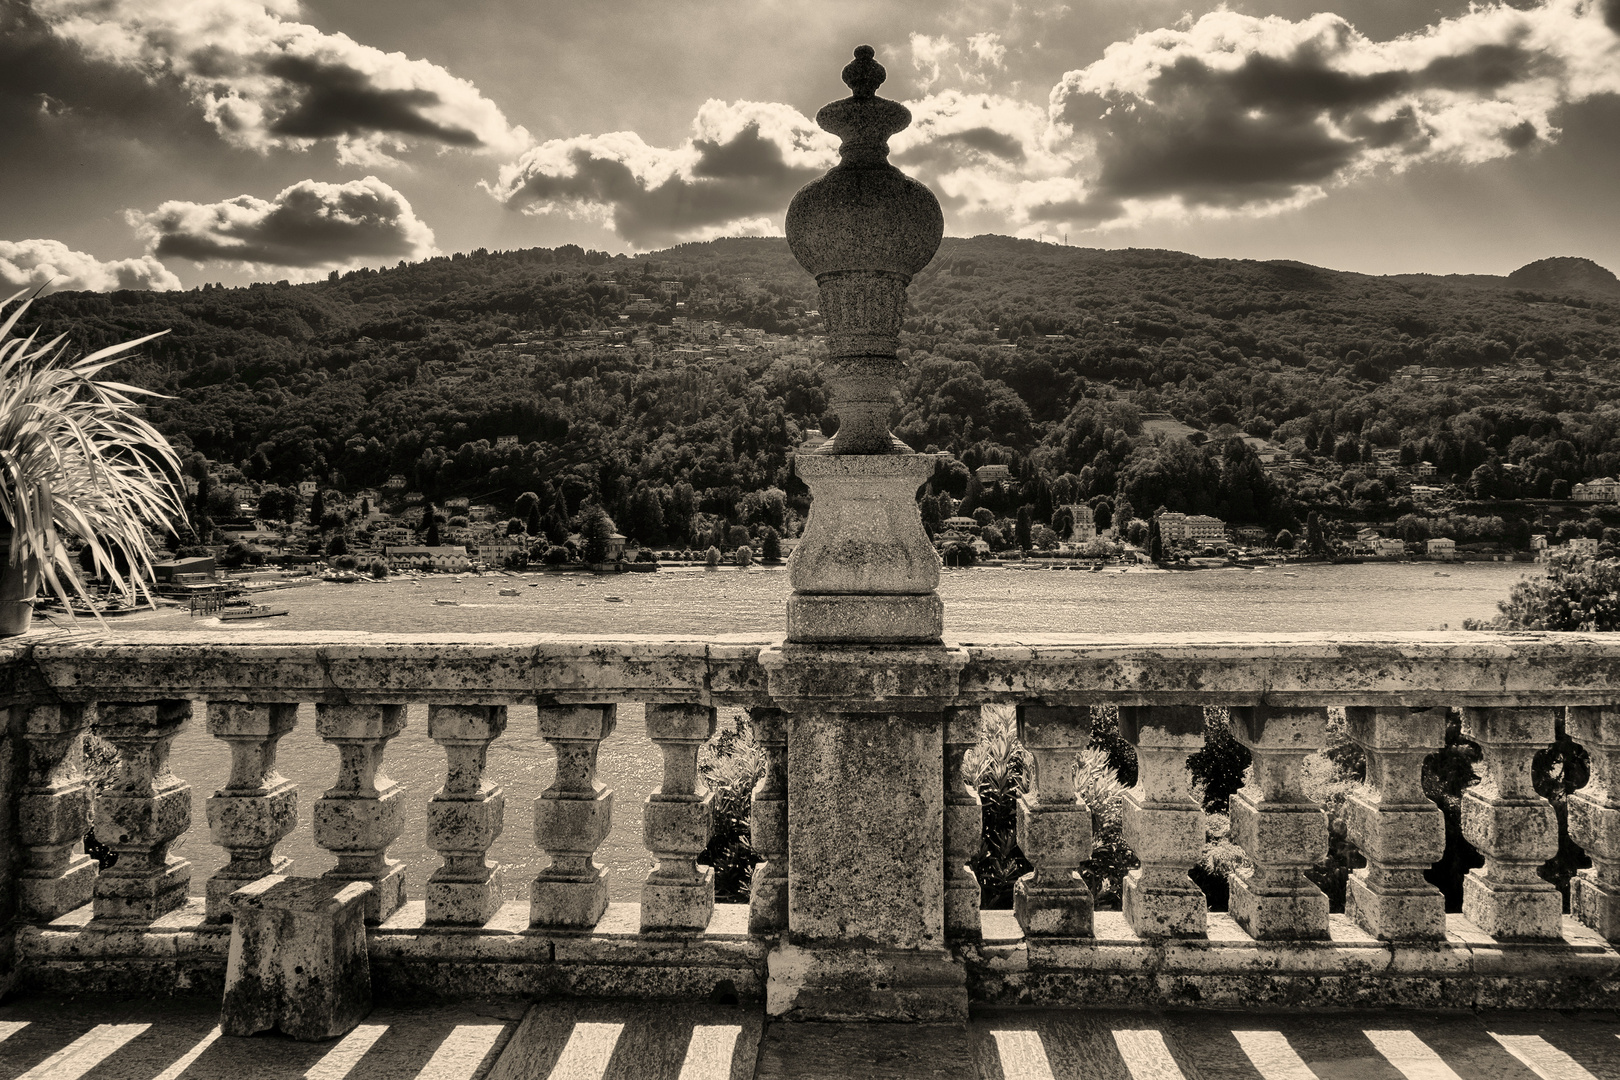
[0,291,187,633]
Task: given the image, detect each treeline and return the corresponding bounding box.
[20,236,1620,546]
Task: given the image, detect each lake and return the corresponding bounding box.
[89,560,1536,904]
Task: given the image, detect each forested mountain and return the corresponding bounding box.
[21,236,1620,547]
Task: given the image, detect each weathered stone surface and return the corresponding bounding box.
[1227,706,1329,941]
[641,703,717,933]
[1460,706,1562,940]
[748,707,789,936]
[1118,705,1207,939]
[766,942,967,1022]
[1014,705,1094,938]
[944,706,983,941]
[221,875,372,1040]
[12,703,96,921]
[314,703,408,924]
[1569,705,1620,940]
[1344,706,1448,941]
[91,700,192,923]
[204,701,298,922]
[532,704,615,930]
[425,704,506,926]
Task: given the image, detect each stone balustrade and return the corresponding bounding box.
[5,630,1620,1012]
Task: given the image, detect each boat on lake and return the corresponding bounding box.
[219,603,288,621]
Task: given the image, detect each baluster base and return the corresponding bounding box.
[946,876,982,941]
[766,942,967,1022]
[530,868,610,929]
[426,867,503,926]
[641,868,715,933]
[324,861,405,925]
[20,855,97,921]
[1123,872,1207,938]
[749,874,787,936]
[1227,870,1329,941]
[93,856,191,923]
[1346,872,1446,941]
[1014,877,1095,938]
[207,855,293,922]
[1572,873,1620,940]
[1462,872,1563,941]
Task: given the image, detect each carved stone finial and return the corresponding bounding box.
[842,45,884,97]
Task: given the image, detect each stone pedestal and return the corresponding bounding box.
[426,704,507,926]
[222,875,373,1041]
[1119,706,1207,938]
[205,702,298,922]
[641,704,718,933]
[91,700,193,922]
[1460,707,1562,940]
[1014,705,1094,938]
[313,704,407,924]
[532,704,615,930]
[1226,706,1330,941]
[1568,706,1620,940]
[1345,707,1447,940]
[12,704,97,920]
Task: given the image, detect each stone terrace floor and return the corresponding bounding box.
[1,997,1617,1080]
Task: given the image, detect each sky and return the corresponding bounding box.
[2,0,1618,292]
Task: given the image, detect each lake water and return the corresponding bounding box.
[95,560,1536,904]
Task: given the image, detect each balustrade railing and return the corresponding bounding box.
[6,631,1620,1008]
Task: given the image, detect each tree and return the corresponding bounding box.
[726,525,751,550]
[920,495,942,537]
[326,533,348,557]
[526,504,542,536]
[1470,550,1620,630]
[1275,529,1295,551]
[506,517,524,536]
[1052,506,1074,539]
[368,559,388,579]
[308,489,324,529]
[734,545,753,567]
[258,486,296,523]
[425,515,441,548]
[514,490,540,525]
[1015,506,1033,550]
[580,504,615,564]
[1148,517,1164,563]
[1306,511,1327,554]
[760,528,782,563]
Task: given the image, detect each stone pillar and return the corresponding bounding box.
[1226,706,1329,940]
[531,704,615,930]
[425,704,507,926]
[205,702,298,922]
[12,704,97,920]
[90,701,192,922]
[313,703,407,924]
[1460,707,1562,940]
[944,706,983,941]
[641,703,718,932]
[1118,706,1206,938]
[748,707,789,935]
[1014,704,1093,938]
[1569,706,1620,940]
[1344,706,1447,940]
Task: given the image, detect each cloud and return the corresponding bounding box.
[967,33,1006,70]
[128,176,435,273]
[488,100,838,248]
[911,33,957,91]
[1044,0,1620,226]
[0,239,181,292]
[31,0,528,165]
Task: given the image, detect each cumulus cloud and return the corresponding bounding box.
[910,33,957,91]
[32,0,528,165]
[967,33,1006,70]
[487,100,838,249]
[128,176,435,273]
[0,239,181,292]
[1044,0,1620,226]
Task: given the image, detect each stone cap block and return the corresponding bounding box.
[1346,706,1447,751]
[1568,705,1620,750]
[94,700,191,738]
[1461,706,1557,746]
[227,874,373,916]
[1119,705,1205,747]
[646,703,717,743]
[11,702,91,736]
[207,701,297,739]
[760,644,965,706]
[1017,705,1091,749]
[537,704,616,741]
[1228,705,1327,750]
[427,704,507,743]
[944,705,981,746]
[315,703,405,741]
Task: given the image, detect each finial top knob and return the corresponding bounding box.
[842,45,885,97]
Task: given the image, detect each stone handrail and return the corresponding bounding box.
[4,629,1620,1011]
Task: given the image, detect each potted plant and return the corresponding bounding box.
[1,291,187,635]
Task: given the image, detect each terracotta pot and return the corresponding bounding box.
[0,532,40,637]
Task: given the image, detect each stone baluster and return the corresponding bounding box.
[12,704,97,920]
[1568,706,1620,940]
[1118,706,1207,938]
[425,704,507,925]
[1014,704,1093,937]
[204,702,298,922]
[90,701,193,922]
[1460,707,1562,940]
[532,704,616,929]
[313,703,407,924]
[642,703,718,932]
[1344,706,1447,940]
[747,707,788,935]
[944,706,984,941]
[1227,706,1330,940]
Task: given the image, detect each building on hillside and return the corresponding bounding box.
[1426,537,1456,560]
[1064,504,1096,543]
[384,545,471,572]
[1567,537,1601,555]
[942,517,978,531]
[1158,512,1226,546]
[495,435,519,449]
[298,480,317,497]
[975,464,1012,483]
[1573,478,1620,502]
[1373,538,1407,557]
[403,491,425,505]
[468,504,498,523]
[385,475,407,491]
[153,556,216,582]
[1415,461,1438,478]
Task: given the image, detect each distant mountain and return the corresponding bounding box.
[1507,257,1620,296]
